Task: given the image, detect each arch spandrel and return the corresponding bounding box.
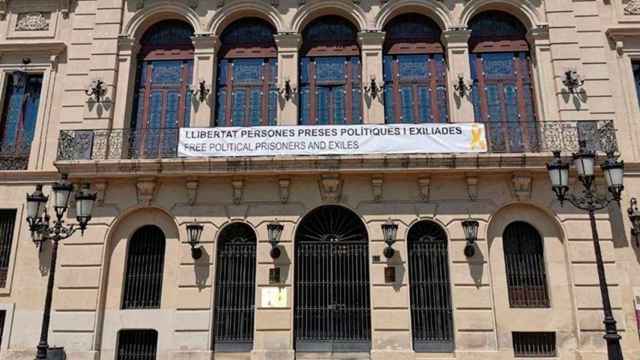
[291,1,368,33]
[375,0,453,31]
[122,3,203,42]
[208,0,285,36]
[459,0,544,31]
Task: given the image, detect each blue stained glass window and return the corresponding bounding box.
[215,18,277,127]
[0,73,42,168]
[333,87,345,125]
[469,12,538,152]
[382,17,448,125]
[299,86,310,125]
[352,87,362,123]
[316,87,329,124]
[316,57,346,82]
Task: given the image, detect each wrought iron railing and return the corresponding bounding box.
[0,142,31,170]
[56,120,618,161]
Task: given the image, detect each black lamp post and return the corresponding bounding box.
[462,219,479,257]
[186,223,204,259]
[381,220,398,259]
[546,142,624,360]
[268,222,284,259]
[26,175,97,360]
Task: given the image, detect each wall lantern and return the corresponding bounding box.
[453,73,472,98]
[268,222,284,259]
[462,218,479,257]
[628,198,640,247]
[562,68,584,94]
[85,79,106,104]
[278,77,297,101]
[381,219,398,259]
[364,75,383,100]
[186,223,204,259]
[190,80,210,103]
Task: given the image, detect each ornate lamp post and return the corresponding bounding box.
[25,176,97,360]
[546,143,624,360]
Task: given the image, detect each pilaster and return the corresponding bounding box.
[112,36,139,129]
[192,34,219,127]
[527,26,557,122]
[275,33,302,126]
[441,28,474,123]
[358,31,386,124]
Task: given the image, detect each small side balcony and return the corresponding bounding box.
[0,141,31,171]
[55,120,618,176]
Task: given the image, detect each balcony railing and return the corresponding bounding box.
[0,142,31,170]
[56,120,618,162]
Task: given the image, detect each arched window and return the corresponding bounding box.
[130,20,194,158]
[215,18,278,127]
[122,225,166,309]
[214,223,257,351]
[299,16,363,125]
[503,222,549,307]
[407,221,454,352]
[383,14,448,123]
[469,12,538,152]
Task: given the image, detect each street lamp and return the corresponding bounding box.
[25,175,97,360]
[546,142,625,360]
[462,218,479,258]
[381,220,398,259]
[186,223,204,259]
[268,222,284,259]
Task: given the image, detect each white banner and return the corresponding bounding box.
[178,123,487,157]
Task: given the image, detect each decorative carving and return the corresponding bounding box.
[136,178,157,206]
[371,176,383,202]
[94,180,107,206]
[625,0,640,15]
[319,174,343,202]
[512,174,532,201]
[186,178,199,205]
[16,13,50,31]
[466,176,478,201]
[278,178,290,204]
[418,177,431,202]
[232,179,244,205]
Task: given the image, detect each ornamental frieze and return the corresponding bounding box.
[15,12,49,31]
[625,0,640,15]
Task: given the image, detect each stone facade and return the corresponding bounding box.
[0,0,639,360]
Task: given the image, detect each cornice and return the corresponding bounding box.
[0,41,66,55]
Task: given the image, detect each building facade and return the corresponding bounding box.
[0,0,639,359]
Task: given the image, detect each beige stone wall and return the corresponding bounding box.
[0,0,640,359]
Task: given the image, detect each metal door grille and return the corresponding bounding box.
[214,223,256,352]
[295,205,371,352]
[122,226,166,309]
[117,329,157,360]
[0,210,16,288]
[512,332,556,357]
[408,221,454,352]
[504,222,549,308]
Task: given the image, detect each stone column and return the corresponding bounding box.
[274,33,302,126]
[527,26,558,122]
[358,31,386,124]
[441,28,474,123]
[191,34,219,127]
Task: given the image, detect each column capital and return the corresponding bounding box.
[117,35,139,57]
[192,33,220,52]
[358,31,386,48]
[441,27,471,47]
[527,25,549,44]
[275,32,302,51]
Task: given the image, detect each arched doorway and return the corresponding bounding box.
[294,205,370,352]
[213,222,257,352]
[407,221,454,352]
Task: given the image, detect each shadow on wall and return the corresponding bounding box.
[194,247,210,291]
[468,246,485,288]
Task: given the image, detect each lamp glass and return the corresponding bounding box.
[52,177,73,210]
[381,222,398,245]
[573,152,595,178]
[462,219,479,242]
[267,223,284,245]
[26,185,47,220]
[75,184,96,226]
[602,160,624,188]
[547,152,569,188]
[186,223,203,246]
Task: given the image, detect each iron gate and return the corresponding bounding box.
[213,223,257,352]
[294,205,371,352]
[408,221,454,352]
[117,329,157,360]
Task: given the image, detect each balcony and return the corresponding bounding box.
[0,142,31,170]
[55,120,618,176]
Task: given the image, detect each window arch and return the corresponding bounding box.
[503,221,549,307]
[122,225,166,309]
[130,20,194,158]
[299,16,363,125]
[215,18,278,127]
[407,220,454,352]
[383,14,448,123]
[214,222,257,351]
[469,11,538,152]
